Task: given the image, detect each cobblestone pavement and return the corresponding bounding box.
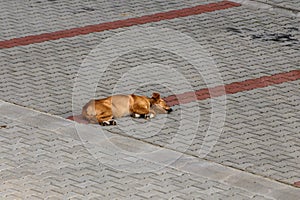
[253,0,300,11]
[1,0,300,199]
[1,101,300,199]
[233,0,300,17]
[96,79,300,184]
[1,1,299,116]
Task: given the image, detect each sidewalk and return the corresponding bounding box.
[1,100,300,199]
[0,0,300,199]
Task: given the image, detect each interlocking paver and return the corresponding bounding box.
[1,2,299,116]
[1,0,300,198]
[1,102,300,199]
[0,0,218,41]
[252,0,300,12]
[81,78,300,184]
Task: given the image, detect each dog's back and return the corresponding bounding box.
[82,95,132,123]
[111,95,132,118]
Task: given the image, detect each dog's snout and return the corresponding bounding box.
[167,108,173,113]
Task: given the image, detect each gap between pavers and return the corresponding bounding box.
[1,99,300,199]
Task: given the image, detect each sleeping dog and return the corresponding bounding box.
[82,92,172,125]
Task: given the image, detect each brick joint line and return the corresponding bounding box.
[0,1,240,48]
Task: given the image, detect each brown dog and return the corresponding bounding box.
[82,92,172,125]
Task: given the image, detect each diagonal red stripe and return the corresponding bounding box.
[0,1,240,49]
[163,69,300,106]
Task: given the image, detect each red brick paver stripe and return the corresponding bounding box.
[0,1,240,49]
[68,69,300,122]
[164,69,300,106]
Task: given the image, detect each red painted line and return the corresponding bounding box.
[0,1,240,49]
[164,69,300,106]
[68,69,300,122]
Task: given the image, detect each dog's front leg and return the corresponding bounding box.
[96,114,117,126]
[99,119,117,126]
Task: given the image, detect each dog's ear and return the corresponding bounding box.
[152,92,160,100]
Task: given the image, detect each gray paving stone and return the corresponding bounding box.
[0,101,38,120]
[0,0,218,40]
[1,2,300,117]
[1,0,300,198]
[254,0,300,12]
[19,112,73,131]
[1,102,299,199]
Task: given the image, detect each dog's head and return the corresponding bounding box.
[150,92,173,114]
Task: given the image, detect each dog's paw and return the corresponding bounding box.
[131,113,142,118]
[144,113,155,119]
[131,113,155,119]
[100,120,117,126]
